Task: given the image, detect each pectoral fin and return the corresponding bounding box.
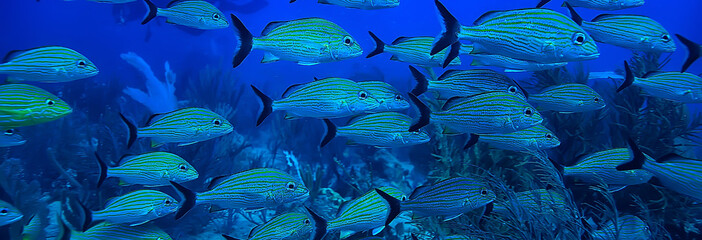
[371,226,385,235]
[298,61,320,66]
[261,52,280,63]
[177,141,200,146]
[129,220,151,226]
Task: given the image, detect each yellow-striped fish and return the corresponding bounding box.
[60,221,173,240]
[290,0,399,9]
[366,32,461,68]
[0,84,72,129]
[410,66,527,100]
[321,112,429,148]
[432,0,599,63]
[250,78,380,126]
[170,168,309,220]
[222,211,320,240]
[142,0,228,30]
[119,107,233,148]
[230,15,362,67]
[566,5,674,53]
[618,61,702,103]
[358,81,409,113]
[591,215,650,240]
[618,151,702,202]
[0,46,98,83]
[0,200,22,227]
[464,124,560,159]
[537,0,644,11]
[326,187,406,239]
[0,129,25,147]
[460,45,567,72]
[528,83,606,113]
[408,92,542,135]
[94,152,198,188]
[87,190,178,226]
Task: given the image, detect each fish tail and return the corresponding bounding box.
[320,119,337,148]
[221,235,242,240]
[431,0,460,55]
[250,85,273,126]
[366,31,385,58]
[94,152,107,188]
[141,0,158,25]
[463,134,479,150]
[408,93,431,132]
[616,138,646,171]
[443,41,461,68]
[616,61,634,92]
[535,0,551,8]
[170,181,196,220]
[305,207,328,240]
[231,14,253,68]
[676,34,700,73]
[563,2,582,25]
[119,113,137,149]
[374,188,401,226]
[409,66,428,96]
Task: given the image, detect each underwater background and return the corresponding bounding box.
[1,0,702,239]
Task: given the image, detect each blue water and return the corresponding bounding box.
[1,0,702,239]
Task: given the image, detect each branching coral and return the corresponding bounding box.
[121,52,178,114]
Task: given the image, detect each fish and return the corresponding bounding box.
[59,222,173,240]
[94,152,198,188]
[0,129,25,147]
[0,84,72,129]
[290,0,399,9]
[563,139,653,192]
[528,83,606,113]
[87,190,179,226]
[119,107,233,148]
[409,66,527,100]
[617,61,702,103]
[408,92,542,135]
[321,112,430,148]
[618,151,702,202]
[358,81,409,112]
[377,177,496,222]
[591,215,651,240]
[366,32,461,68]
[431,0,599,63]
[170,168,309,220]
[0,200,22,227]
[142,0,229,30]
[676,34,700,73]
[565,5,675,53]
[537,0,644,11]
[230,15,362,67]
[221,211,320,240]
[460,45,567,72]
[0,46,98,83]
[464,125,560,160]
[250,78,380,126]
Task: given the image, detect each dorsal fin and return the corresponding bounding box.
[3,50,27,63]
[591,14,630,22]
[437,69,460,81]
[391,37,412,45]
[336,200,351,216]
[441,96,467,111]
[117,154,136,165]
[207,175,229,190]
[261,21,288,36]
[345,114,365,125]
[641,71,663,78]
[281,83,305,98]
[167,0,192,7]
[473,10,506,25]
[145,113,164,125]
[409,185,430,199]
[248,224,263,238]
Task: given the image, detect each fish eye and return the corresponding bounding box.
[286,181,296,190]
[524,108,533,116]
[45,99,55,106]
[178,164,187,171]
[343,36,353,46]
[4,129,13,136]
[508,86,518,93]
[358,91,368,100]
[0,208,7,215]
[212,13,220,20]
[593,97,600,102]
[401,195,407,201]
[77,60,87,68]
[213,119,222,126]
[165,199,172,204]
[304,219,311,225]
[480,187,488,196]
[546,134,553,139]
[661,34,671,42]
[572,33,586,45]
[394,94,403,101]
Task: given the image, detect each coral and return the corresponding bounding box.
[120,52,178,114]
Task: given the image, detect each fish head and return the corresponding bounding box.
[384,93,410,111]
[198,111,234,137]
[203,10,229,29]
[0,201,23,226]
[560,31,600,61]
[648,32,676,52]
[350,88,381,113]
[68,52,99,79]
[539,130,561,150]
[0,129,26,147]
[172,159,199,183]
[403,130,431,145]
[284,213,315,237]
[35,93,73,121]
[584,91,607,110]
[506,85,527,100]
[331,33,363,60]
[276,176,310,204]
[157,195,180,216]
[463,185,496,211]
[515,105,543,130]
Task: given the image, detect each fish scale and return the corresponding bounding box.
[469,124,560,159]
[528,83,606,113]
[91,190,178,226]
[99,152,198,187]
[0,46,98,83]
[324,112,429,147]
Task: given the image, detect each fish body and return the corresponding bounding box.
[328,187,406,238]
[0,129,25,147]
[0,200,22,227]
[619,63,702,103]
[68,222,173,240]
[247,212,315,240]
[564,0,644,10]
[171,168,309,219]
[142,0,229,30]
[460,45,567,72]
[564,148,653,189]
[251,78,380,125]
[296,0,399,9]
[528,83,606,113]
[0,46,98,83]
[120,107,233,148]
[0,84,72,129]
[96,152,198,188]
[432,1,599,64]
[91,190,178,226]
[231,15,362,67]
[618,153,702,202]
[358,81,409,112]
[321,112,430,148]
[367,33,460,68]
[591,215,650,240]
[410,66,527,100]
[580,14,675,53]
[468,125,560,159]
